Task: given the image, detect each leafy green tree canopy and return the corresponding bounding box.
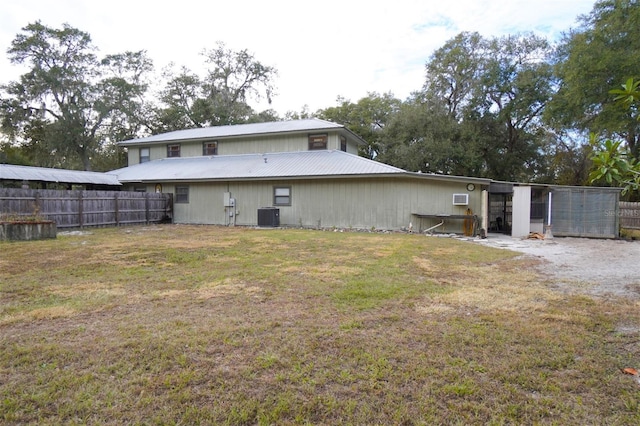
[548,0,640,158]
[589,136,640,196]
[589,78,640,199]
[0,21,153,170]
[153,42,278,132]
[316,92,401,158]
[416,32,554,181]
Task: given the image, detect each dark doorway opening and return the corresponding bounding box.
[489,193,512,234]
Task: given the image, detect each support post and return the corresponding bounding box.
[544,191,554,239]
[114,192,119,226]
[145,193,150,224]
[34,191,41,216]
[78,191,84,228]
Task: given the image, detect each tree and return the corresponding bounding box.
[283,105,313,121]
[610,77,640,121]
[423,31,485,121]
[365,92,480,175]
[588,78,640,199]
[316,92,401,158]
[418,32,555,181]
[153,42,277,131]
[548,0,640,159]
[588,136,640,198]
[470,34,554,181]
[0,22,153,171]
[0,137,30,165]
[537,130,593,186]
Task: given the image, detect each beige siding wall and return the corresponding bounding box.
[127,149,136,166]
[267,178,482,232]
[125,130,361,165]
[347,140,359,155]
[219,134,307,154]
[144,177,483,232]
[127,145,176,165]
[180,143,205,158]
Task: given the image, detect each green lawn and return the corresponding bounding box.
[1,225,639,424]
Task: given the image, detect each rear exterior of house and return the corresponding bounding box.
[111,119,489,232]
[118,174,486,231]
[112,118,620,238]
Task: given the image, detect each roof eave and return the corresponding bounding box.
[490,179,624,192]
[116,171,492,185]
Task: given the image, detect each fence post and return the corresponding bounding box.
[34,191,41,216]
[145,193,150,224]
[114,192,119,226]
[78,191,84,228]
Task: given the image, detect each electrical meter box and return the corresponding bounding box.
[223,192,233,207]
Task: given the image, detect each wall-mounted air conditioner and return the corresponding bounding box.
[452,193,469,206]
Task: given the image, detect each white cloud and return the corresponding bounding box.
[0,0,595,116]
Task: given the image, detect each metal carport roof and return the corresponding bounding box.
[0,164,121,186]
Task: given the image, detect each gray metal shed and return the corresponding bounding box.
[488,181,622,239]
[551,187,620,239]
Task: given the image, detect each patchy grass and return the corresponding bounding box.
[2,225,640,424]
[622,228,640,240]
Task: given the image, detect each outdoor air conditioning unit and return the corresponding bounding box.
[257,207,280,227]
[452,193,469,206]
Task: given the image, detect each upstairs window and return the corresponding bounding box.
[308,134,328,150]
[167,144,181,157]
[340,136,347,152]
[203,141,218,156]
[140,147,150,163]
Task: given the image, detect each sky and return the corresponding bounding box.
[1,0,596,116]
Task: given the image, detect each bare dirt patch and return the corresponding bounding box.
[471,234,640,298]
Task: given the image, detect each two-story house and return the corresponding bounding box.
[109,119,490,231]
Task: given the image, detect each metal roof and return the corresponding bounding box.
[0,164,121,186]
[108,150,409,182]
[489,179,623,192]
[118,119,366,146]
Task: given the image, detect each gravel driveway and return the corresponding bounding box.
[470,234,640,298]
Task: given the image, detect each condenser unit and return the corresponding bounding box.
[257,207,280,227]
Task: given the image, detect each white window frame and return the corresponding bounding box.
[273,186,291,206]
[139,147,150,163]
[175,185,189,203]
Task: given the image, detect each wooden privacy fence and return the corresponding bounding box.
[0,188,173,228]
[620,202,640,229]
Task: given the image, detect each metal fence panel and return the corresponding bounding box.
[551,188,619,238]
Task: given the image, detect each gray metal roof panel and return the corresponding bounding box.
[108,150,407,182]
[119,119,354,145]
[0,164,121,186]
